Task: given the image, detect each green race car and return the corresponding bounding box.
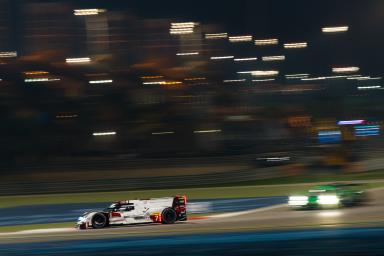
[288,184,367,209]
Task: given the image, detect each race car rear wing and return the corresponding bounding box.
[173,195,187,221]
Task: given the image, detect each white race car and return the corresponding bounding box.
[76,196,187,229]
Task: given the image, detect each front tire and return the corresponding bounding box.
[91,213,108,229]
[162,208,177,224]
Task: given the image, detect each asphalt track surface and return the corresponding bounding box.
[1,188,384,255]
[2,227,384,256]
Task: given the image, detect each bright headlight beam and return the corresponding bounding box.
[288,196,308,206]
[318,195,340,205]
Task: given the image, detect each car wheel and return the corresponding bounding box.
[161,208,177,224]
[91,213,108,229]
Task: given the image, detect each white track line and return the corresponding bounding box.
[208,204,286,218]
[0,228,75,236]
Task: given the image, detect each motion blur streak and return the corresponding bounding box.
[332,66,360,73]
[65,57,91,63]
[73,9,105,16]
[322,26,349,33]
[205,33,228,39]
[92,132,116,136]
[0,51,17,57]
[262,55,285,61]
[229,35,253,42]
[89,80,113,84]
[284,42,308,48]
[1,1,384,255]
[255,39,279,45]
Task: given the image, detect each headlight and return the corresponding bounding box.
[77,216,86,222]
[318,195,340,205]
[288,196,308,206]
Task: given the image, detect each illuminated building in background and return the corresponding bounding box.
[71,8,110,55]
[0,0,12,51]
[172,21,203,72]
[22,2,74,54]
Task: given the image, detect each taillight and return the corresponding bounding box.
[111,212,122,218]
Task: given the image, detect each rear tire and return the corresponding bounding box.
[162,208,177,224]
[91,213,108,229]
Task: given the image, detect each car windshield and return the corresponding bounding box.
[103,203,118,212]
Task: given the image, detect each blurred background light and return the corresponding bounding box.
[255,39,279,45]
[92,131,117,136]
[205,33,228,39]
[358,85,381,90]
[176,52,199,56]
[355,125,380,137]
[152,131,175,135]
[66,57,91,63]
[229,35,253,42]
[252,78,275,82]
[194,129,222,134]
[89,80,113,84]
[141,76,164,79]
[318,130,342,143]
[286,74,310,79]
[338,120,365,125]
[184,77,206,81]
[24,71,49,75]
[223,79,246,83]
[284,42,308,49]
[170,22,196,35]
[74,9,106,16]
[262,55,285,61]
[0,51,17,58]
[322,26,349,33]
[332,67,360,73]
[234,57,258,62]
[211,56,234,60]
[251,70,279,77]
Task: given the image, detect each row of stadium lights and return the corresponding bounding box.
[168,23,364,83]
[92,129,222,137]
[0,17,372,88]
[176,54,286,62]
